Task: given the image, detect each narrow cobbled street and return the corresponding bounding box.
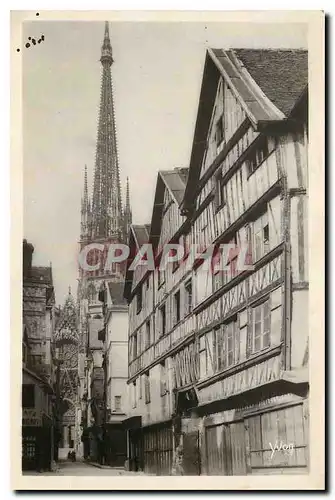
[24,460,147,476]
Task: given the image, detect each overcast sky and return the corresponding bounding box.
[23,20,307,305]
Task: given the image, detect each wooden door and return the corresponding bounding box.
[229,422,247,475]
[205,421,247,475]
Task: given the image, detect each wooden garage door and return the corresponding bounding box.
[143,425,173,475]
[246,403,308,473]
[205,421,247,475]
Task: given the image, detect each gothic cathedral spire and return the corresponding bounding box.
[80,164,90,240]
[91,21,123,240]
[123,177,132,241]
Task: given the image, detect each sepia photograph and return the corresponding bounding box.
[11,10,324,490]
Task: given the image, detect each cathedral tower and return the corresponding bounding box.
[78,22,132,302]
[77,22,132,453]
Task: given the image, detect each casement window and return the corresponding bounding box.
[174,290,181,325]
[22,384,35,408]
[160,362,167,396]
[145,320,151,350]
[159,304,166,336]
[252,300,270,352]
[114,395,121,411]
[212,236,239,292]
[199,335,209,379]
[213,319,237,372]
[247,136,270,176]
[144,372,151,404]
[136,285,142,314]
[215,114,225,147]
[253,212,270,262]
[184,280,193,316]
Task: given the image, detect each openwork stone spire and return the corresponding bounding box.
[91,21,123,240]
[80,164,90,240]
[123,176,132,240]
[54,287,78,346]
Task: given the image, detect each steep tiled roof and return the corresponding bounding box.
[233,49,308,116]
[160,168,189,205]
[108,281,127,306]
[131,225,150,248]
[181,48,308,213]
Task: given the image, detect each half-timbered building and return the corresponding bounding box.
[124,48,309,475]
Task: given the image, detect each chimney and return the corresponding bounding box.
[23,239,34,278]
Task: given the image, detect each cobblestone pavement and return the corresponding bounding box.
[24,460,147,476]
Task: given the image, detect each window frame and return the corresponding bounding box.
[199,335,209,379]
[114,395,122,411]
[246,136,272,177]
[251,299,271,353]
[145,319,151,350]
[184,279,193,316]
[174,290,181,325]
[213,318,238,372]
[253,211,270,263]
[159,304,166,337]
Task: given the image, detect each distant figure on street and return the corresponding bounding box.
[67,450,76,462]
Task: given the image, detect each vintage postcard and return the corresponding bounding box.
[11,10,325,490]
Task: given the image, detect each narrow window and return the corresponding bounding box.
[174,290,181,325]
[145,320,151,349]
[185,280,193,316]
[114,395,121,411]
[199,335,209,379]
[160,304,166,336]
[253,212,269,262]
